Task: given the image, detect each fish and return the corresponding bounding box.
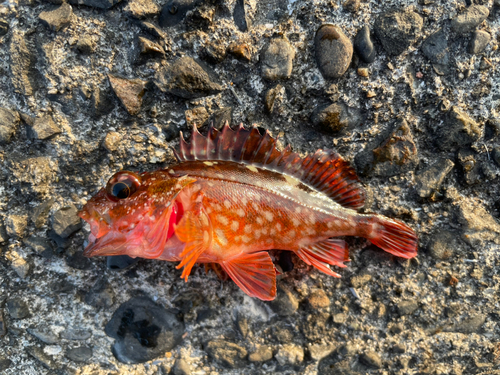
[78,123,418,301]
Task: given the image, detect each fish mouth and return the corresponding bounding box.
[83,231,128,257]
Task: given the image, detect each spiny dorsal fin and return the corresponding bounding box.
[174,123,366,210]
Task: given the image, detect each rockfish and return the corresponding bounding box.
[78,124,418,300]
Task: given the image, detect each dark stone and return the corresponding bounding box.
[138,37,164,57]
[468,30,491,54]
[107,255,140,270]
[39,2,73,31]
[343,0,360,12]
[7,298,30,319]
[0,19,8,37]
[0,222,8,243]
[138,21,166,39]
[185,4,215,30]
[52,204,82,238]
[159,0,203,28]
[67,250,93,270]
[49,230,72,249]
[311,102,363,134]
[108,74,147,116]
[205,340,248,368]
[23,236,53,257]
[27,327,60,344]
[398,300,419,315]
[315,24,353,79]
[493,146,500,167]
[173,291,204,313]
[0,309,6,337]
[203,107,233,129]
[261,37,295,80]
[233,0,251,32]
[0,355,11,371]
[267,286,298,316]
[458,148,481,185]
[428,230,460,260]
[199,42,227,64]
[481,161,498,180]
[76,36,95,54]
[485,119,500,140]
[392,344,405,354]
[359,351,382,369]
[415,159,454,199]
[355,119,418,177]
[85,278,115,308]
[28,114,62,140]
[0,107,20,143]
[451,5,489,34]
[10,32,36,96]
[32,198,55,229]
[26,346,58,370]
[437,107,481,151]
[354,26,376,63]
[421,28,450,74]
[66,347,93,362]
[91,83,115,118]
[68,0,123,10]
[373,10,423,56]
[154,56,223,99]
[172,358,191,375]
[105,296,185,364]
[61,328,92,340]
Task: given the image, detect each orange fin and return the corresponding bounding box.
[220,252,277,301]
[174,123,366,210]
[369,216,418,259]
[175,202,212,281]
[296,238,349,277]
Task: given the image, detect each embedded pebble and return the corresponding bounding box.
[52,205,82,238]
[172,358,191,375]
[27,327,60,344]
[315,24,353,79]
[275,344,304,366]
[260,37,295,80]
[268,286,298,316]
[233,0,251,32]
[415,159,454,199]
[205,340,248,368]
[311,102,362,133]
[159,0,203,28]
[124,0,159,19]
[4,214,28,238]
[354,26,375,63]
[421,28,450,74]
[0,107,20,143]
[428,230,459,260]
[68,0,122,9]
[437,107,481,150]
[28,114,61,140]
[66,347,93,362]
[373,10,423,56]
[468,30,491,54]
[32,198,55,229]
[39,2,73,31]
[108,74,147,116]
[7,298,30,319]
[248,345,273,362]
[359,351,382,369]
[451,5,489,34]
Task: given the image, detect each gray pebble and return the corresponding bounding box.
[68,0,122,10]
[84,278,115,308]
[468,30,491,54]
[437,107,481,151]
[154,56,223,99]
[359,351,382,369]
[159,0,203,28]
[32,198,55,229]
[451,5,489,34]
[66,250,92,270]
[26,346,58,370]
[311,102,362,134]
[27,327,60,344]
[373,10,423,56]
[343,0,360,13]
[448,314,486,334]
[205,340,247,368]
[261,37,295,80]
[108,74,147,116]
[315,24,353,79]
[0,107,20,143]
[66,347,93,362]
[493,147,500,167]
[0,355,11,371]
[398,300,419,315]
[23,236,53,257]
[421,28,450,74]
[61,328,92,340]
[4,214,27,239]
[267,286,298,316]
[39,2,73,31]
[28,114,62,140]
[10,32,35,96]
[415,159,454,199]
[233,0,251,32]
[428,230,459,260]
[172,358,191,375]
[481,161,498,180]
[354,26,376,63]
[0,309,6,337]
[7,298,30,319]
[392,344,405,354]
[52,204,82,238]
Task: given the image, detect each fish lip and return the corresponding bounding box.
[83,232,127,257]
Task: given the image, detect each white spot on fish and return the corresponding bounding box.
[256,217,264,225]
[276,223,282,231]
[241,235,250,243]
[203,161,214,166]
[263,211,273,222]
[288,230,296,238]
[237,208,245,217]
[295,206,302,214]
[246,165,259,173]
[231,221,239,232]
[292,218,300,227]
[217,215,229,225]
[224,200,231,209]
[168,169,175,174]
[244,224,252,233]
[216,229,228,246]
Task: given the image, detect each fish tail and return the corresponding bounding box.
[367,215,418,259]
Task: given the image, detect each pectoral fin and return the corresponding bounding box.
[296,238,349,277]
[220,252,277,301]
[175,201,212,281]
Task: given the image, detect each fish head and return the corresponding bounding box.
[78,170,195,258]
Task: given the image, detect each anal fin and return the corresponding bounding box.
[296,238,349,277]
[175,202,212,281]
[220,252,277,301]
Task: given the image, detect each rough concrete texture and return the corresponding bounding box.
[0,0,500,374]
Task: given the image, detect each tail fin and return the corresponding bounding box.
[369,216,418,258]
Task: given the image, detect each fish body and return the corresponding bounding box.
[79,124,418,300]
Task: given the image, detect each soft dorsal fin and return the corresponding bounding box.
[174,123,365,210]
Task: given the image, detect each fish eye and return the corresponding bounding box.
[106,171,142,201]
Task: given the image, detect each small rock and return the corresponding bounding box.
[204,107,233,129]
[76,36,95,54]
[428,230,460,260]
[61,328,92,340]
[493,147,500,167]
[154,56,223,99]
[32,198,55,228]
[23,236,53,257]
[66,347,92,362]
[359,351,382,369]
[311,102,362,134]
[268,286,298,316]
[103,131,121,152]
[421,28,450,74]
[85,278,115,308]
[108,74,147,116]
[452,314,486,334]
[451,5,489,34]
[7,252,30,278]
[205,340,247,368]
[10,32,36,96]
[0,18,8,37]
[458,148,481,185]
[0,107,20,143]
[138,21,166,39]
[0,355,11,371]
[468,30,491,54]
[124,0,159,19]
[68,0,122,10]
[235,315,248,338]
[415,159,454,199]
[138,36,164,57]
[333,313,347,324]
[392,344,405,354]
[456,199,500,246]
[199,42,227,64]
[273,324,293,343]
[105,296,185,363]
[28,114,62,140]
[233,0,251,32]
[315,24,353,79]
[343,0,360,12]
[52,204,82,238]
[308,289,330,310]
[354,26,375,63]
[308,343,336,361]
[275,344,304,366]
[249,345,273,362]
[159,0,203,28]
[228,43,252,61]
[260,37,295,81]
[437,107,481,151]
[185,107,209,128]
[107,255,140,270]
[486,119,500,139]
[39,2,73,31]
[27,327,60,344]
[0,223,8,243]
[172,358,191,375]
[185,4,215,30]
[264,84,286,114]
[27,346,57,370]
[398,300,419,315]
[7,298,30,319]
[0,309,6,337]
[373,10,423,56]
[5,214,28,238]
[350,271,372,287]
